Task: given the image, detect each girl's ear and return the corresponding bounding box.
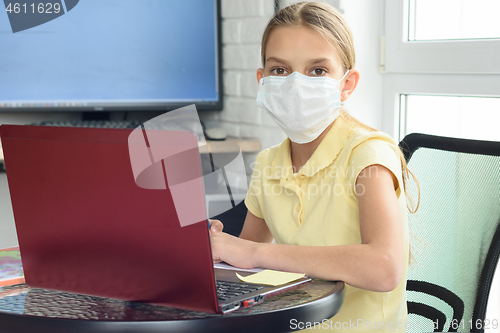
[341,69,359,102]
[256,68,264,83]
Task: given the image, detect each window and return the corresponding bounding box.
[408,0,500,41]
[383,0,500,140]
[384,0,500,74]
[384,1,500,327]
[400,95,500,142]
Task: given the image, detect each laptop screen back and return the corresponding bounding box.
[0,125,218,313]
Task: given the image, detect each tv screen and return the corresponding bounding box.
[0,0,222,113]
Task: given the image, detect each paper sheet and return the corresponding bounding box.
[214,262,264,273]
[235,269,305,286]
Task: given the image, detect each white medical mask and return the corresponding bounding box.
[256,70,349,144]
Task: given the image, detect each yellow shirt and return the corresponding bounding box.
[244,114,409,332]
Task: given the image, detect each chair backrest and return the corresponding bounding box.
[400,133,500,333]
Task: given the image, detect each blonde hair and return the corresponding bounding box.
[261,1,355,72]
[261,1,420,213]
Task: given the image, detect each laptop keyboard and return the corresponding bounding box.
[216,281,264,301]
[31,120,143,129]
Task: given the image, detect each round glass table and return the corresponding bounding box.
[0,280,344,333]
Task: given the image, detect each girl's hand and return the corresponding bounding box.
[210,231,259,269]
[208,219,224,234]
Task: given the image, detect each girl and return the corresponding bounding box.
[210,2,417,331]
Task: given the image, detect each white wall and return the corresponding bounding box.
[341,0,385,132]
[200,0,286,175]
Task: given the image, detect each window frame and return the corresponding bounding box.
[384,0,500,74]
[382,73,500,141]
[382,0,500,141]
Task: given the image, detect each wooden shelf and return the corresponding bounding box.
[204,137,261,154]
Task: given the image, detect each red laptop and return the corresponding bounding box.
[0,125,310,314]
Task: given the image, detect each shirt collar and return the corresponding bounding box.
[269,115,354,180]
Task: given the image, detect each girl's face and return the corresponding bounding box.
[257,25,358,102]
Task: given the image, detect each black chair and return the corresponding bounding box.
[399,133,500,333]
[211,200,247,237]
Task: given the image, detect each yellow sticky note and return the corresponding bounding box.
[235,269,305,286]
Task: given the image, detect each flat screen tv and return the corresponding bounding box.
[0,0,222,115]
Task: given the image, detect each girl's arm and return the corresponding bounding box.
[239,211,274,243]
[210,164,405,293]
[209,206,274,242]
